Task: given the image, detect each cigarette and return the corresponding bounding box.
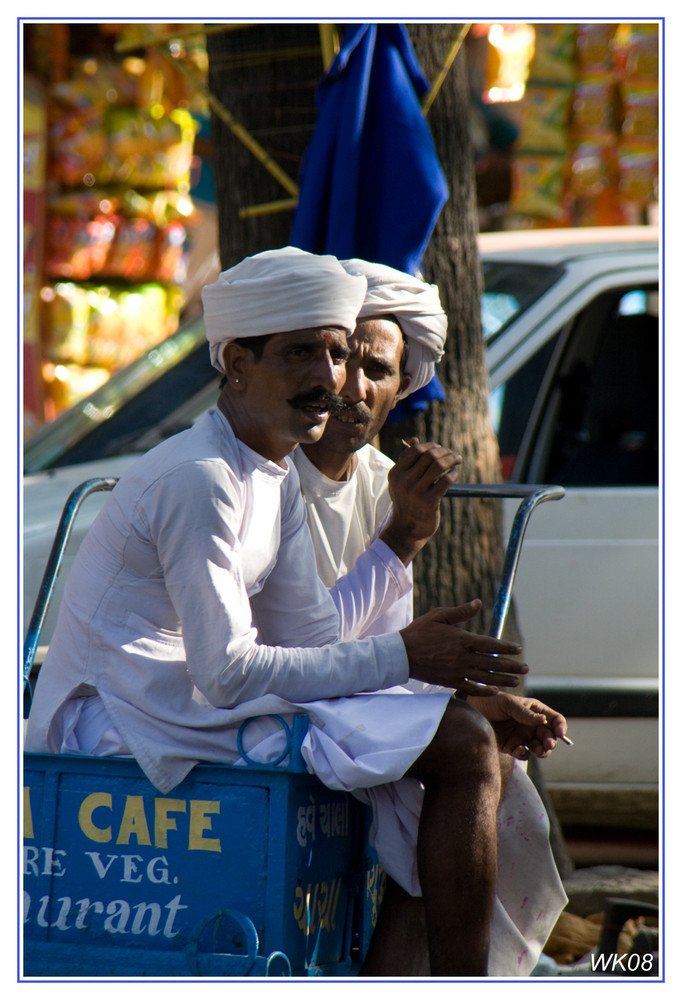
[545,722,574,746]
[433,465,459,484]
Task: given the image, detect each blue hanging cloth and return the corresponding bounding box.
[290,23,449,276]
[384,372,447,423]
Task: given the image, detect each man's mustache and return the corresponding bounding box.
[287,389,345,412]
[334,401,372,424]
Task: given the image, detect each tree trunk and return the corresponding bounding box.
[385,25,508,639]
[205,23,323,267]
[404,26,573,877]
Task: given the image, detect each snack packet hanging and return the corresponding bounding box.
[517,83,573,152]
[512,153,567,220]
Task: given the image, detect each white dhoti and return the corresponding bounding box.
[295,688,567,978]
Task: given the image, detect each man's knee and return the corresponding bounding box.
[409,699,498,783]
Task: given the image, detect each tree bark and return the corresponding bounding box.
[388,25,508,638]
[205,23,323,267]
[402,29,572,875]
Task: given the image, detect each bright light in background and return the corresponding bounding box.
[98,296,118,316]
[124,293,144,314]
[176,196,194,217]
[485,23,535,103]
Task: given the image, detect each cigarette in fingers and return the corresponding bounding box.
[402,439,459,484]
[545,722,574,746]
[433,464,460,484]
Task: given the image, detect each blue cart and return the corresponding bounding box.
[22,478,564,978]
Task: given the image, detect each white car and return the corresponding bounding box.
[23,226,660,830]
[481,227,659,831]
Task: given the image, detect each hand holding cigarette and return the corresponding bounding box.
[379,437,463,565]
[402,438,462,484]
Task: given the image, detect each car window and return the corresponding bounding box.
[481,260,565,342]
[24,319,212,472]
[489,335,560,480]
[46,345,219,468]
[498,285,659,485]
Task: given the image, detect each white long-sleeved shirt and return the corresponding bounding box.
[25,408,409,792]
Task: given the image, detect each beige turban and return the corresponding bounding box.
[341,259,447,398]
[202,247,368,373]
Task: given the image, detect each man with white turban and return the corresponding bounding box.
[26,247,567,978]
[292,259,568,976]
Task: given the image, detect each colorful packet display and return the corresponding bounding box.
[620,85,658,144]
[35,41,203,421]
[571,75,619,134]
[153,220,188,285]
[50,59,142,113]
[105,107,196,189]
[575,23,618,72]
[43,281,183,371]
[49,108,109,187]
[567,138,618,199]
[618,25,659,80]
[512,154,568,221]
[50,108,195,189]
[103,217,159,281]
[44,193,191,285]
[511,22,659,226]
[45,214,117,281]
[617,148,659,205]
[517,83,573,152]
[529,24,578,84]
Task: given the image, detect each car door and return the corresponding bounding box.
[490,276,659,827]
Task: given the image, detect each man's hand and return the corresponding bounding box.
[379,437,462,565]
[469,691,569,759]
[400,600,528,695]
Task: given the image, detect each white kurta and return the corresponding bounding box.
[25,409,412,792]
[293,443,568,976]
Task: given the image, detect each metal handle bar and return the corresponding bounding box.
[22,477,564,696]
[23,477,119,692]
[444,483,565,640]
[443,483,565,701]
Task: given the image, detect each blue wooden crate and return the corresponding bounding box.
[23,727,383,978]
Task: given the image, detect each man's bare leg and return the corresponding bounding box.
[413,700,500,975]
[361,699,501,977]
[359,876,429,976]
[361,749,517,977]
[499,749,515,797]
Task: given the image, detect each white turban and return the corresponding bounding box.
[341,259,447,398]
[202,247,367,373]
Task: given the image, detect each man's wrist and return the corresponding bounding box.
[378,523,426,565]
[468,693,503,719]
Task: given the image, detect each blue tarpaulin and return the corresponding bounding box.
[384,372,447,424]
[290,23,449,277]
